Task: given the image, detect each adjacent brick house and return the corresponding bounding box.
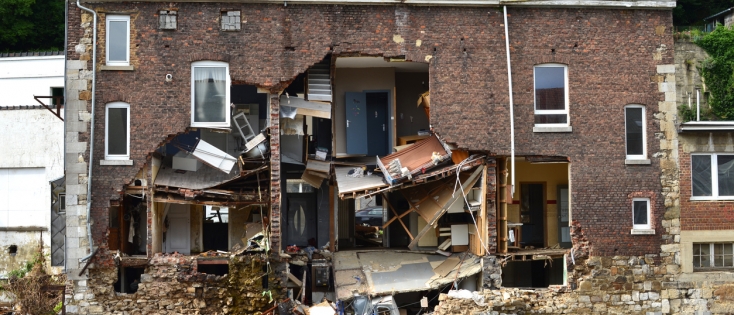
[64,0,728,313]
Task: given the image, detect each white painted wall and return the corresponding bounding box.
[0,55,65,276]
[0,55,64,106]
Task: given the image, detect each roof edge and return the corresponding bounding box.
[80,0,676,9]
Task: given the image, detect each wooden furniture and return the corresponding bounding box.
[397,135,430,146]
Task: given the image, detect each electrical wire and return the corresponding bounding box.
[451,156,491,254]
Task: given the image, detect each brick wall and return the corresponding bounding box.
[679,135,734,231]
[75,3,672,257]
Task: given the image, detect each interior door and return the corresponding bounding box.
[366,92,389,157]
[557,186,571,248]
[165,204,191,255]
[345,92,367,155]
[520,183,545,247]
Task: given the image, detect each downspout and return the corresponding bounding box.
[63,0,69,272]
[76,0,97,262]
[503,5,515,196]
[502,6,514,253]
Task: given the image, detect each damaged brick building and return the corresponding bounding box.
[61,0,713,313]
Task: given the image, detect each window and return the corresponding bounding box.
[105,15,130,66]
[534,64,569,126]
[105,102,130,160]
[691,153,734,199]
[221,11,241,31]
[694,243,734,269]
[625,105,646,160]
[191,61,230,127]
[51,87,64,106]
[159,10,177,30]
[631,198,651,230]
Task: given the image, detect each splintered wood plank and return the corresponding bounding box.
[382,193,413,240]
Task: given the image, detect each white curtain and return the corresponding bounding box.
[194,67,226,123]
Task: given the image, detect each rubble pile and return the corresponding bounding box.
[75,253,284,315]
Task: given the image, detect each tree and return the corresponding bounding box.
[0,0,64,52]
[674,0,734,26]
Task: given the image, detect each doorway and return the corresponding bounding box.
[165,204,191,254]
[520,183,545,247]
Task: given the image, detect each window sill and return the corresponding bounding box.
[630,229,655,235]
[690,197,734,201]
[533,126,573,133]
[100,159,133,166]
[625,159,651,165]
[101,65,134,71]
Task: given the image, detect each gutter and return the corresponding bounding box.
[76,0,97,263]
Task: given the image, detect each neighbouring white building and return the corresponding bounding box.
[0,52,65,277]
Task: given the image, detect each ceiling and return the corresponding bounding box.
[335,56,429,73]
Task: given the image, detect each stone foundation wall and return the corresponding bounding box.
[436,252,734,315]
[65,253,283,314]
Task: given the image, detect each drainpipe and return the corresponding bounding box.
[501,6,514,254]
[696,89,701,121]
[76,0,97,262]
[63,0,68,272]
[503,6,515,197]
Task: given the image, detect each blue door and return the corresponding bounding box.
[346,92,368,155]
[366,92,389,157]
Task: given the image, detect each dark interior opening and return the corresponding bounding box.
[501,257,565,288]
[114,266,145,294]
[198,263,229,276]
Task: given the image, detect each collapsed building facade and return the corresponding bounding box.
[61,0,730,313]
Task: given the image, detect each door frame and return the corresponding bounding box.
[557,185,571,248]
[519,182,547,247]
[165,204,191,255]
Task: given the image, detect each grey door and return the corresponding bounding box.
[557,186,571,248]
[366,92,389,157]
[286,194,317,246]
[345,92,367,155]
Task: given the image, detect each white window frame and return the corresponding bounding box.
[190,61,231,128]
[533,63,569,127]
[625,105,647,160]
[691,153,734,200]
[631,198,651,231]
[105,102,130,160]
[105,15,130,66]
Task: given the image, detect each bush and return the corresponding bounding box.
[696,25,734,120]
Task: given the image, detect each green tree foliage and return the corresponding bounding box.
[696,25,734,119]
[0,0,64,52]
[674,0,734,26]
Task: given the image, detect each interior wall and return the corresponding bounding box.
[334,67,395,156]
[395,72,430,138]
[229,206,249,250]
[508,160,568,247]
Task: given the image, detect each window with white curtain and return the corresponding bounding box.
[105,15,130,66]
[105,102,130,160]
[191,61,230,127]
[692,153,734,200]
